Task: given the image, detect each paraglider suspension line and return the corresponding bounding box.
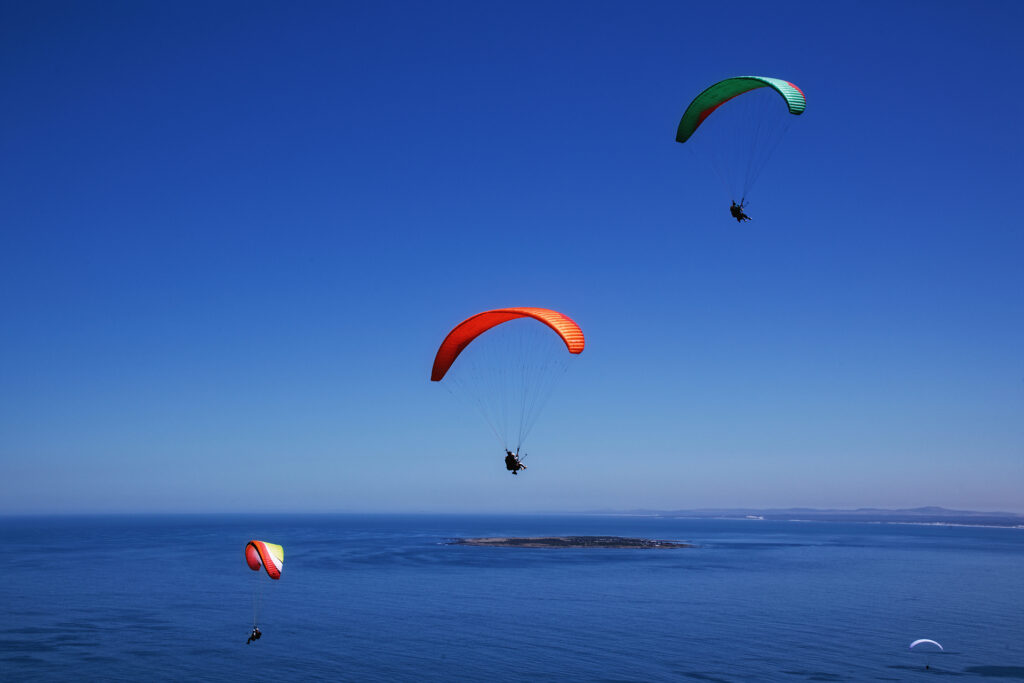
[252,572,264,628]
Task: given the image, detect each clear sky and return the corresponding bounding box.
[2,1,1022,514]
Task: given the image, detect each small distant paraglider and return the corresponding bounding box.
[245,540,284,644]
[910,639,944,669]
[910,639,944,651]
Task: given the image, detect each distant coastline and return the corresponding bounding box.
[580,506,1024,529]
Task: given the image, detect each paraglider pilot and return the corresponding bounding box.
[505,449,527,475]
[247,626,261,644]
[730,200,751,222]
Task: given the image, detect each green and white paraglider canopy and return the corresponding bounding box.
[675,76,805,144]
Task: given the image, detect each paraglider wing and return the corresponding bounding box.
[431,307,585,382]
[245,540,284,580]
[909,639,944,651]
[675,76,805,144]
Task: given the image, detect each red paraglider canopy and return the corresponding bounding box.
[431,307,584,382]
[245,540,283,580]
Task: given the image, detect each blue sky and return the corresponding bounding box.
[2,1,1021,514]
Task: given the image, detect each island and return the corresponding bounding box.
[449,536,694,548]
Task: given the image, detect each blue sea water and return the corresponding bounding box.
[0,514,1021,682]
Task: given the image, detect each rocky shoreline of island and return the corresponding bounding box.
[449,536,694,548]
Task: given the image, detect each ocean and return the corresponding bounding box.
[1,514,1021,681]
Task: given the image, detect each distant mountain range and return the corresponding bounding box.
[586,506,1024,527]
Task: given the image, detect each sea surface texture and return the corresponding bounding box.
[1,514,1021,681]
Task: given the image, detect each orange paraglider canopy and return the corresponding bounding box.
[431,307,584,382]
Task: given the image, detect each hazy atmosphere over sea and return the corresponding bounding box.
[2,0,1021,516]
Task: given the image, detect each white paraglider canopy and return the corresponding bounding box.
[910,639,944,651]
